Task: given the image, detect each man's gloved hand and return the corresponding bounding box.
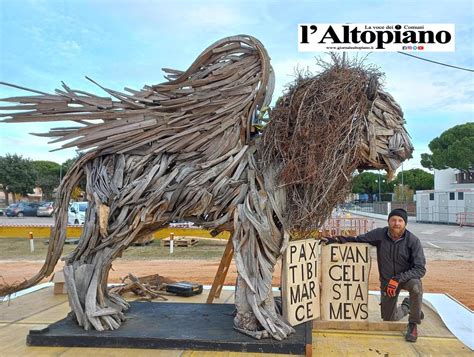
[321,237,342,245]
[386,277,400,297]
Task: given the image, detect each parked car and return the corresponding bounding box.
[342,203,362,210]
[5,202,42,217]
[37,201,54,217]
[68,202,89,225]
[169,220,195,228]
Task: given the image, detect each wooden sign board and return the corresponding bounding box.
[281,239,320,326]
[320,243,371,321]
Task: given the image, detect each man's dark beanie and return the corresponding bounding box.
[388,208,408,224]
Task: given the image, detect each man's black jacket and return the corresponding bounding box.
[339,227,426,285]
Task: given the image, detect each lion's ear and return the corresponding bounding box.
[366,75,378,101]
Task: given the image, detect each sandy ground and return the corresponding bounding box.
[1,258,472,310]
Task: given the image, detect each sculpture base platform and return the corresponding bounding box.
[27,302,312,354]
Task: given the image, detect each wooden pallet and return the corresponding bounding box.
[162,237,198,247]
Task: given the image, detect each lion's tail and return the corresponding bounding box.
[0,154,92,297]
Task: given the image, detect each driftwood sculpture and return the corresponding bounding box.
[0,35,412,340]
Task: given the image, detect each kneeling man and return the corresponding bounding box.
[325,208,425,342]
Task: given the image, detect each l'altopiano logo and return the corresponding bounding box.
[298,24,455,52]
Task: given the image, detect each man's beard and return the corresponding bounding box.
[389,227,405,238]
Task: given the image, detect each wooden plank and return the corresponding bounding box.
[207,236,234,303]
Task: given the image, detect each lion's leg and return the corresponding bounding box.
[234,276,269,339]
[232,173,295,340]
[61,153,177,330]
[100,260,129,314]
[63,238,132,331]
[232,224,294,340]
[63,216,157,331]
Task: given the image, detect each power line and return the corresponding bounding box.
[397,52,474,72]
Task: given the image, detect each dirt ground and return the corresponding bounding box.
[1,258,472,310]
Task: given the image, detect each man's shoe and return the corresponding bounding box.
[402,297,424,320]
[405,322,418,342]
[401,297,410,310]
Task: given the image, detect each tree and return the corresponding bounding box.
[58,154,87,201]
[393,185,414,202]
[61,157,77,177]
[421,123,474,179]
[61,153,86,192]
[0,154,37,206]
[393,168,434,191]
[32,160,61,200]
[351,172,393,202]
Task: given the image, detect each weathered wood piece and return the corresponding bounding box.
[109,273,173,300]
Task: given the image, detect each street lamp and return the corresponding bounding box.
[401,162,405,202]
[376,171,385,202]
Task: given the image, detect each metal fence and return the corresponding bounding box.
[346,201,474,226]
[347,201,417,216]
[417,208,474,226]
[346,202,390,215]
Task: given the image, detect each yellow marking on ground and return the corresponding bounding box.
[0,323,69,356]
[153,227,229,240]
[61,348,183,356]
[0,289,68,324]
[313,330,471,356]
[16,302,70,324]
[183,352,292,356]
[0,225,230,239]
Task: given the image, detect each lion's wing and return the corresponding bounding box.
[1,35,273,162]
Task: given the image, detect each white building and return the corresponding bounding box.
[416,169,474,225]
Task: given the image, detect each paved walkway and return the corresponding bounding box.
[0,286,471,356]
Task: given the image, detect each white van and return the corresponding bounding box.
[68,202,89,225]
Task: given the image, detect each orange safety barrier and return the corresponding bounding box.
[318,217,374,237]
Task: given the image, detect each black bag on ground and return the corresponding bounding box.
[166,282,203,297]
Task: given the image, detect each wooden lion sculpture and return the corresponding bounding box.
[0,35,412,340]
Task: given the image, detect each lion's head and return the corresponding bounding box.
[259,56,413,235]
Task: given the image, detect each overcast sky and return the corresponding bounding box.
[1,0,472,173]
